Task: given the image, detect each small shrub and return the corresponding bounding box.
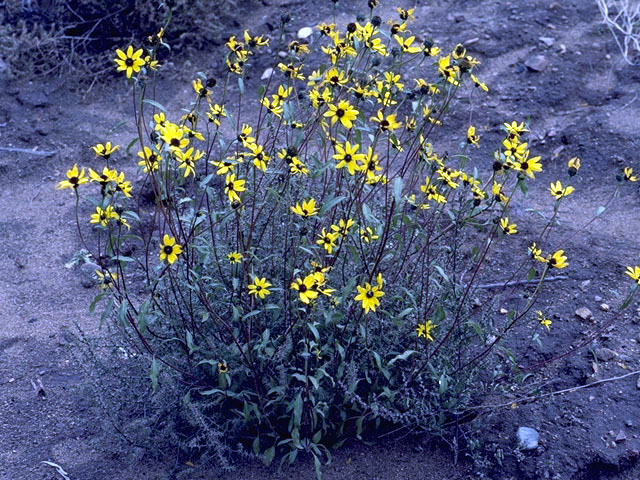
[60,2,640,475]
[0,0,235,80]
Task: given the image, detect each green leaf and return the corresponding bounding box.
[258,84,266,98]
[293,393,303,427]
[252,436,261,455]
[527,268,536,281]
[393,177,404,204]
[150,357,160,393]
[264,446,275,466]
[314,454,323,480]
[125,137,139,155]
[100,297,114,328]
[320,195,346,215]
[438,372,448,395]
[143,98,167,112]
[89,293,105,315]
[388,349,418,366]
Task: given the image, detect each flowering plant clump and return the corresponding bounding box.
[59,2,639,473]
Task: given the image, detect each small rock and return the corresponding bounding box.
[8,378,15,383]
[297,27,313,39]
[595,295,603,302]
[0,57,6,75]
[596,347,617,362]
[464,37,480,46]
[616,430,627,443]
[575,307,593,321]
[539,36,555,47]
[28,317,38,323]
[517,427,539,451]
[453,13,465,23]
[525,55,548,72]
[499,308,509,315]
[80,262,99,289]
[600,303,610,312]
[626,420,633,427]
[636,375,640,390]
[278,51,288,58]
[261,68,273,80]
[581,280,591,289]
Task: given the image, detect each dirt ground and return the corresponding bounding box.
[1,0,639,478]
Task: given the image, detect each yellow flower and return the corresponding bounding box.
[317,228,339,254]
[500,217,517,235]
[470,74,489,92]
[360,227,379,243]
[354,274,384,314]
[96,269,118,290]
[90,205,118,227]
[537,311,552,331]
[623,167,638,182]
[92,142,119,158]
[528,242,545,262]
[467,125,480,147]
[371,109,402,132]
[567,157,581,176]
[248,277,272,299]
[159,234,183,264]
[290,198,318,218]
[217,361,228,374]
[290,274,320,304]
[547,250,568,269]
[416,320,436,341]
[227,252,243,264]
[324,100,359,129]
[626,266,640,285]
[114,45,145,78]
[549,180,575,200]
[224,173,246,204]
[516,151,543,179]
[57,164,88,190]
[137,146,161,173]
[333,141,365,175]
[246,143,270,171]
[394,34,422,54]
[331,218,355,237]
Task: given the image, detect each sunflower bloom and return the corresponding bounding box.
[290,274,320,304]
[324,100,359,129]
[626,266,640,286]
[57,164,88,190]
[416,320,436,341]
[354,274,385,314]
[500,217,517,235]
[114,45,146,78]
[224,173,246,204]
[248,277,272,299]
[290,198,318,218]
[549,180,575,200]
[547,250,568,269]
[159,234,183,264]
[227,252,243,264]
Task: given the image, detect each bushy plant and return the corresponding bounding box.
[59,2,640,475]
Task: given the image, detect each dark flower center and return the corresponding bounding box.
[344,154,352,162]
[336,108,345,118]
[299,284,307,293]
[163,246,173,254]
[125,58,134,67]
[366,290,374,298]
